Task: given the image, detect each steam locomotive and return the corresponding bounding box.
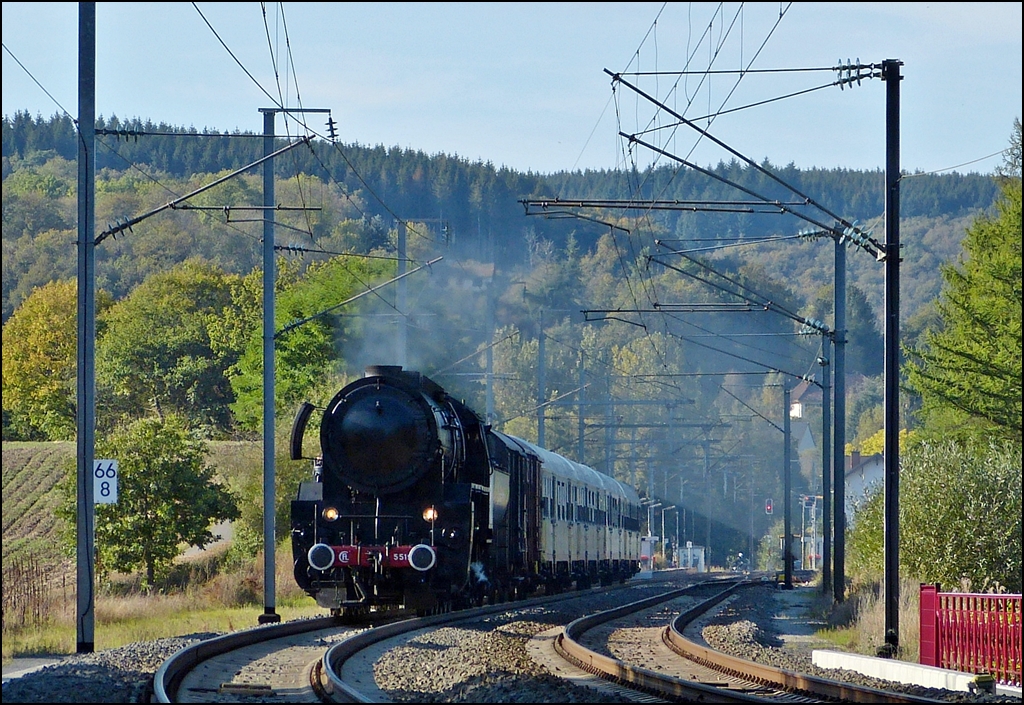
[289,365,642,615]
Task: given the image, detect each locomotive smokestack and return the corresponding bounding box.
[365,365,404,378]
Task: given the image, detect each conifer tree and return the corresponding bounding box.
[904,122,1022,442]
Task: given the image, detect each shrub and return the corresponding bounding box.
[847,439,1022,593]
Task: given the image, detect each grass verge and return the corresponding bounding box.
[3,594,324,660]
[812,577,922,662]
[2,545,323,663]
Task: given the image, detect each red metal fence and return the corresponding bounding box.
[920,583,1022,687]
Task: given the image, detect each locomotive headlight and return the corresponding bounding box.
[322,506,340,522]
[422,506,438,522]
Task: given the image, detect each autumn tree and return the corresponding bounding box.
[60,414,239,587]
[2,279,111,440]
[228,254,391,431]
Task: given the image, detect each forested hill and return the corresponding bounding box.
[3,111,997,222]
[1,111,1003,324]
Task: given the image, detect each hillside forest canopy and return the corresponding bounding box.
[3,112,1020,582]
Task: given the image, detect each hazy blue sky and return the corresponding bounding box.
[3,2,1021,175]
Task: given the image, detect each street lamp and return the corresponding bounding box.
[642,499,662,537]
[641,499,661,570]
[663,506,679,567]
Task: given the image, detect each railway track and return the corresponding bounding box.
[152,582,638,702]
[154,615,349,702]
[155,573,958,703]
[546,579,951,703]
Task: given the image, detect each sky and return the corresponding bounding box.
[2,2,1021,176]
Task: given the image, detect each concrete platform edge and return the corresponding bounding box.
[811,648,1017,694]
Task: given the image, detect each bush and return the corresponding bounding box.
[847,439,1022,593]
[201,559,264,607]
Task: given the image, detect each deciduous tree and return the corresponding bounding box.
[847,439,1021,593]
[2,279,111,440]
[60,414,239,587]
[227,254,390,431]
[97,259,242,433]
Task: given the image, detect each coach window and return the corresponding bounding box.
[552,477,557,519]
[541,476,547,519]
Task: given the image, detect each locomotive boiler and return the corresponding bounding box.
[289,365,641,615]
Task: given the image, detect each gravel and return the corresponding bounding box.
[3,578,1019,703]
[1,634,218,703]
[700,583,1020,704]
[369,584,683,703]
[373,620,623,703]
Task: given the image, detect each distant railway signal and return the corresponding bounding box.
[765,498,773,515]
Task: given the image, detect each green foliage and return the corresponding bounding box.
[847,440,1022,593]
[3,114,1003,327]
[856,427,912,457]
[757,519,784,572]
[2,280,112,440]
[844,286,884,377]
[57,415,239,588]
[4,114,1017,575]
[96,259,243,434]
[997,117,1021,180]
[228,254,391,431]
[801,283,883,378]
[224,436,312,567]
[490,324,538,442]
[2,112,78,162]
[904,176,1022,443]
[3,159,75,199]
[1,154,79,320]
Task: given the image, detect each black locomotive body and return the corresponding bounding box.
[290,365,641,615]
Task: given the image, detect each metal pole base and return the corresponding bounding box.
[258,609,281,624]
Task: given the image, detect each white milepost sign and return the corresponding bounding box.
[94,460,118,504]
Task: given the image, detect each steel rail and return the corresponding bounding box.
[554,579,769,702]
[553,578,950,703]
[153,615,341,702]
[665,597,949,704]
[318,584,635,702]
